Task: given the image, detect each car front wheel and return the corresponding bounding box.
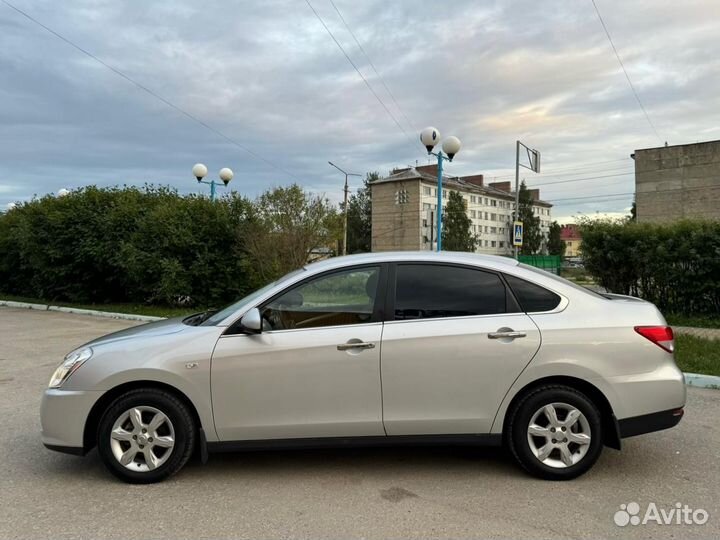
[508,385,603,480]
[97,388,196,483]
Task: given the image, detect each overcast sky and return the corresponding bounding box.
[1,0,718,221]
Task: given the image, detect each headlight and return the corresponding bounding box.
[48,348,93,388]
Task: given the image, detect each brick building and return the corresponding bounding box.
[371,164,553,255]
[634,140,720,222]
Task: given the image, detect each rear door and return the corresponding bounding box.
[380,263,541,435]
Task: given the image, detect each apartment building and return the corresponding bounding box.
[371,164,553,255]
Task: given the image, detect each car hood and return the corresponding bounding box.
[82,316,188,349]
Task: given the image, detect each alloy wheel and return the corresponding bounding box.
[109,406,175,472]
[526,402,591,468]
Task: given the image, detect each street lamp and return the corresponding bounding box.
[192,163,234,201]
[328,161,362,256]
[420,127,462,251]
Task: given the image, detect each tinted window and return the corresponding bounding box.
[261,267,380,330]
[505,274,561,312]
[394,264,506,320]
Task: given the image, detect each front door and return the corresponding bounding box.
[211,265,386,441]
[380,263,541,435]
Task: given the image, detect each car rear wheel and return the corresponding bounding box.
[97,388,195,483]
[508,385,603,480]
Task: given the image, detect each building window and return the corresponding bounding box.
[470,195,477,203]
[484,212,489,220]
[485,240,489,247]
[491,241,496,248]
[491,199,497,207]
[499,227,505,234]
[443,190,447,197]
[491,227,497,234]
[499,241,504,248]
[484,226,489,233]
[423,203,432,211]
[422,219,428,227]
[491,213,497,221]
[395,189,409,204]
[423,186,431,196]
[470,210,476,218]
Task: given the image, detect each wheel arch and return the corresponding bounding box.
[499,375,621,450]
[83,380,204,453]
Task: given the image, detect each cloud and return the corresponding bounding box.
[0,0,718,222]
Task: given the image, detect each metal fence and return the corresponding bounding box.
[518,255,562,275]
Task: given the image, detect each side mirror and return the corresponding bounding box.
[239,308,262,334]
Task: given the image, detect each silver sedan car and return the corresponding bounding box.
[41,252,685,483]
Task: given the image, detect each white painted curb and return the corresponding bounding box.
[0,299,164,322]
[684,372,720,390]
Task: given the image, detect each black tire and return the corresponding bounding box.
[507,385,603,480]
[97,388,196,484]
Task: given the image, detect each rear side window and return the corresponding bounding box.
[504,274,561,312]
[394,264,507,320]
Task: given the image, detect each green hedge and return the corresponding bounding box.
[0,186,255,307]
[579,220,720,315]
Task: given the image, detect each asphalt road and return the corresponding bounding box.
[0,306,718,539]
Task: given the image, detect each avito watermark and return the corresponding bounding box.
[614,501,709,527]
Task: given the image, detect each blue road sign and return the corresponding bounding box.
[513,221,523,247]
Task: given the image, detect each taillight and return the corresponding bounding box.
[634,326,674,353]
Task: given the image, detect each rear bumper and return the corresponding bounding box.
[618,407,684,438]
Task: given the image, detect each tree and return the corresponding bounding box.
[547,221,566,257]
[344,171,377,253]
[243,184,342,285]
[442,191,477,251]
[511,180,542,255]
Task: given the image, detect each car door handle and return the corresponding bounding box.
[488,331,527,339]
[337,342,376,351]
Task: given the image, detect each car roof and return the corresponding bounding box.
[304,251,520,273]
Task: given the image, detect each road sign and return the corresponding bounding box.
[513,221,523,247]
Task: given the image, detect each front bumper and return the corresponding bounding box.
[40,388,104,453]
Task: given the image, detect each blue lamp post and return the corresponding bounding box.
[420,127,462,251]
[193,163,234,201]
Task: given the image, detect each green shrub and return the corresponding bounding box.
[0,186,255,307]
[579,219,720,315]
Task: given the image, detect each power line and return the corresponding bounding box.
[488,158,633,180]
[304,0,420,153]
[590,0,663,144]
[328,0,417,135]
[533,171,633,187]
[1,0,301,182]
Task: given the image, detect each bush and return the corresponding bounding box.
[579,219,720,315]
[0,186,255,307]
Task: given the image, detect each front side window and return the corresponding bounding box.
[261,267,380,330]
[394,265,507,320]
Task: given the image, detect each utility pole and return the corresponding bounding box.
[329,161,361,256]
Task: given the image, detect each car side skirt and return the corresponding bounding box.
[618,407,684,438]
[207,434,502,453]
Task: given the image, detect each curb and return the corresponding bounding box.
[0,300,164,322]
[684,372,720,390]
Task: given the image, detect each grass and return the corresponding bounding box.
[674,334,720,377]
[665,313,720,329]
[0,293,196,319]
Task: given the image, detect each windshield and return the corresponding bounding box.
[518,263,607,299]
[201,268,306,326]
